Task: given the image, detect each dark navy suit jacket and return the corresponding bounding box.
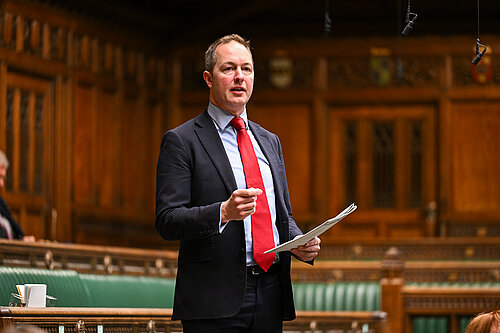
[155,110,303,321]
[0,196,24,239]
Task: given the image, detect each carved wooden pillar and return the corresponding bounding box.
[381,247,404,333]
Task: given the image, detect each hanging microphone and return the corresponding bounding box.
[402,12,417,36]
[472,0,486,65]
[324,0,332,37]
[472,38,487,65]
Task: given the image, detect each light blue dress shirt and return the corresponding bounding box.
[207,103,280,266]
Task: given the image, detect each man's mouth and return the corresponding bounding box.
[230,87,245,92]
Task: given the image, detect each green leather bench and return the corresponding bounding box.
[406,282,497,333]
[79,273,175,307]
[0,266,489,333]
[292,281,490,333]
[412,316,448,333]
[0,267,91,306]
[412,316,474,333]
[0,266,175,308]
[292,281,381,311]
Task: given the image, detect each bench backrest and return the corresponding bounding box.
[0,267,175,308]
[292,282,381,311]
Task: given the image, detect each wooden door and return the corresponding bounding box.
[0,71,53,240]
[327,105,437,239]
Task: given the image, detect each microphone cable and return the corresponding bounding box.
[472,0,487,65]
[402,0,417,36]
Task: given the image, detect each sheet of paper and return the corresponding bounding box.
[264,203,357,254]
[25,284,47,307]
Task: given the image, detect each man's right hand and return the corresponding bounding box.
[221,188,262,223]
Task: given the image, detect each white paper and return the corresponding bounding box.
[264,203,357,253]
[25,284,47,307]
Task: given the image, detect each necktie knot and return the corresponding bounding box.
[231,117,246,131]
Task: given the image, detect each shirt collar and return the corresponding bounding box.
[207,102,248,131]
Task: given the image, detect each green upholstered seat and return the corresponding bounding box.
[459,316,473,333]
[406,282,499,333]
[406,281,500,288]
[292,282,381,311]
[79,274,175,308]
[0,266,175,308]
[0,266,91,306]
[413,316,448,333]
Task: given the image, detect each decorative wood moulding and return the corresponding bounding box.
[292,259,500,283]
[327,56,442,88]
[447,222,500,237]
[1,308,181,333]
[0,9,167,90]
[452,55,499,86]
[319,239,500,260]
[403,288,500,312]
[0,240,178,277]
[179,48,500,92]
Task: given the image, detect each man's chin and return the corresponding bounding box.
[224,101,248,115]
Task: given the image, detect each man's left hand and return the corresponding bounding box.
[290,236,321,262]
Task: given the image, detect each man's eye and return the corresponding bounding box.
[243,67,252,72]
[223,67,234,72]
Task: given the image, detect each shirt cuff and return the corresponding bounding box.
[218,203,228,233]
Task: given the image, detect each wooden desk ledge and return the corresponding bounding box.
[295,310,387,321]
[1,307,173,318]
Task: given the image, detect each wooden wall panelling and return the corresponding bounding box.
[311,57,330,221]
[165,54,182,130]
[451,103,500,212]
[52,75,72,241]
[135,88,148,215]
[3,71,54,240]
[2,0,499,247]
[327,105,436,239]
[120,94,141,212]
[251,103,313,220]
[395,119,410,209]
[357,119,373,210]
[438,58,453,236]
[0,63,6,154]
[442,101,500,236]
[73,83,93,206]
[97,86,118,208]
[145,98,167,212]
[0,0,173,246]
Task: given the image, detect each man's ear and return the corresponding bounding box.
[203,71,213,88]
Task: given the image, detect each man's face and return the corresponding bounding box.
[0,166,6,188]
[203,41,254,116]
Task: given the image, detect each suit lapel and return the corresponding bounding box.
[194,111,237,194]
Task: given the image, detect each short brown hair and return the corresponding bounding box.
[204,34,252,73]
[465,311,500,333]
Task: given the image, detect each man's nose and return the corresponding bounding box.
[234,68,244,81]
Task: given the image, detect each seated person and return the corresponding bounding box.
[0,150,35,241]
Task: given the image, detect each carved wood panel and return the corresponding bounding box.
[1,71,53,239]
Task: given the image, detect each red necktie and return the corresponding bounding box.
[231,117,276,271]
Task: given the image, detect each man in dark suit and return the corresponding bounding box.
[155,34,321,332]
[0,150,33,240]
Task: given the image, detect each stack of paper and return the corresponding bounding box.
[265,203,357,253]
[16,284,47,307]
